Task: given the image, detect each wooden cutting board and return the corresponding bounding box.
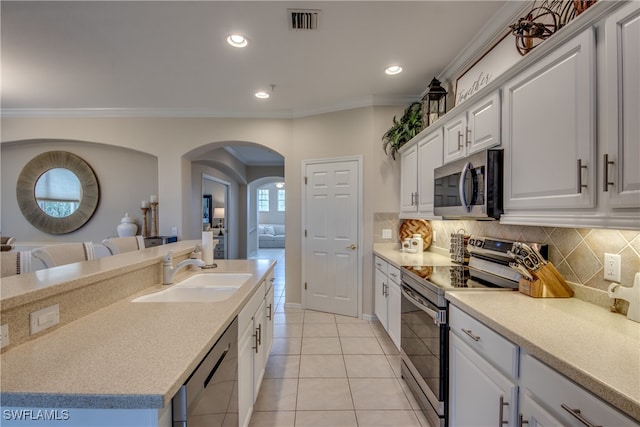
[398,219,432,251]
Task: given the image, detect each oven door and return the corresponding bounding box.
[400,283,448,420]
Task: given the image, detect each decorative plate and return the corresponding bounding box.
[398,219,433,251]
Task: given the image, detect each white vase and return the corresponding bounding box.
[117,213,138,237]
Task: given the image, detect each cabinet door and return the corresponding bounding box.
[503,29,595,210]
[417,128,443,215]
[238,322,255,427]
[443,113,467,164]
[400,143,418,214]
[520,392,565,427]
[387,281,401,350]
[467,91,500,154]
[604,2,640,208]
[253,300,266,401]
[449,333,518,427]
[374,268,388,329]
[264,283,275,358]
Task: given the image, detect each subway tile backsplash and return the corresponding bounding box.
[373,213,640,313]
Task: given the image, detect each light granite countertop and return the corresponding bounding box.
[446,291,640,422]
[0,257,276,410]
[373,243,453,267]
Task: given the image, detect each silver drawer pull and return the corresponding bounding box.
[499,395,509,426]
[561,404,602,427]
[461,328,480,342]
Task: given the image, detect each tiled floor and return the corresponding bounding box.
[248,249,430,427]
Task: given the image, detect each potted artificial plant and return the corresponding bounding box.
[382,102,424,160]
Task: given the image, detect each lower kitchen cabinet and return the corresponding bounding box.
[449,305,518,426]
[519,352,637,427]
[238,269,275,427]
[374,256,401,349]
[449,304,638,427]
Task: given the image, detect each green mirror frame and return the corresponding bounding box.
[17,151,100,234]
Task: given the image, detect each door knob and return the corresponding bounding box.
[347,244,357,250]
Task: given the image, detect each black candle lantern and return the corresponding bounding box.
[422,77,447,127]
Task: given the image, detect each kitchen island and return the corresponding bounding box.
[0,242,276,426]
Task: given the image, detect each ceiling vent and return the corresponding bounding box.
[288,9,320,30]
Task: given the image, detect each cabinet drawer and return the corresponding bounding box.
[521,353,636,426]
[374,256,388,275]
[449,305,518,380]
[388,264,401,285]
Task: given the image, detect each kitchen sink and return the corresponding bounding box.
[132,273,253,303]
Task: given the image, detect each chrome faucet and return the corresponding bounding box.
[162,251,207,285]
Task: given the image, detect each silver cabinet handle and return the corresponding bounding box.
[603,154,614,192]
[267,304,272,321]
[457,131,463,149]
[577,159,588,193]
[257,323,262,346]
[561,404,602,427]
[252,329,259,353]
[461,328,480,342]
[466,127,472,146]
[499,395,509,426]
[518,414,529,426]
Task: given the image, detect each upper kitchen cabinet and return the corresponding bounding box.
[443,91,501,164]
[400,127,443,218]
[502,28,596,212]
[603,1,640,209]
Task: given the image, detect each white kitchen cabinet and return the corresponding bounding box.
[603,1,640,209]
[386,267,401,349]
[238,280,268,427]
[373,256,400,349]
[399,127,443,218]
[449,333,518,427]
[443,91,500,164]
[400,143,419,214]
[449,305,519,426]
[502,28,596,211]
[520,352,637,426]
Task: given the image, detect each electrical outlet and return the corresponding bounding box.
[30,304,60,335]
[171,227,178,236]
[381,229,392,240]
[604,253,621,282]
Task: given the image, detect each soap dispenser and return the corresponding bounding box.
[608,272,640,323]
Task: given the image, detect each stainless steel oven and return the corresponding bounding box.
[400,271,448,427]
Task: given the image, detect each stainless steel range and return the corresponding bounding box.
[400,236,547,427]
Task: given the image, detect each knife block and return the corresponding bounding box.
[518,263,574,298]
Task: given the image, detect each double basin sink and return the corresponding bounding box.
[133,273,253,303]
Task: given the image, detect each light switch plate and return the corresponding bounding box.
[381,229,392,240]
[0,324,9,349]
[30,304,60,335]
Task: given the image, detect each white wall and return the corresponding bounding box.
[1,139,158,242]
[1,107,404,314]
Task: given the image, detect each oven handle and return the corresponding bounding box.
[401,285,440,323]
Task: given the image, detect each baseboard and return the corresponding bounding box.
[361,313,377,322]
[284,302,303,310]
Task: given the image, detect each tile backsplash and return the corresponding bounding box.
[374,213,640,312]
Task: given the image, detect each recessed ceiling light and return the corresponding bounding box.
[227,34,248,48]
[385,65,403,76]
[255,91,270,99]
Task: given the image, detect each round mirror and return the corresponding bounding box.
[35,168,83,218]
[17,151,99,234]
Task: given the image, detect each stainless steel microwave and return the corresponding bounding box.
[433,149,503,219]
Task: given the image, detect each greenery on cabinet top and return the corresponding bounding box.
[382,102,424,160]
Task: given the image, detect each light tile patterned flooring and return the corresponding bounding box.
[249,249,430,427]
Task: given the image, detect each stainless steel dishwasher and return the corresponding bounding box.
[172,317,238,427]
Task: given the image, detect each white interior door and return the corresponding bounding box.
[303,158,360,317]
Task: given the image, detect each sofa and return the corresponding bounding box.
[258,224,285,248]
